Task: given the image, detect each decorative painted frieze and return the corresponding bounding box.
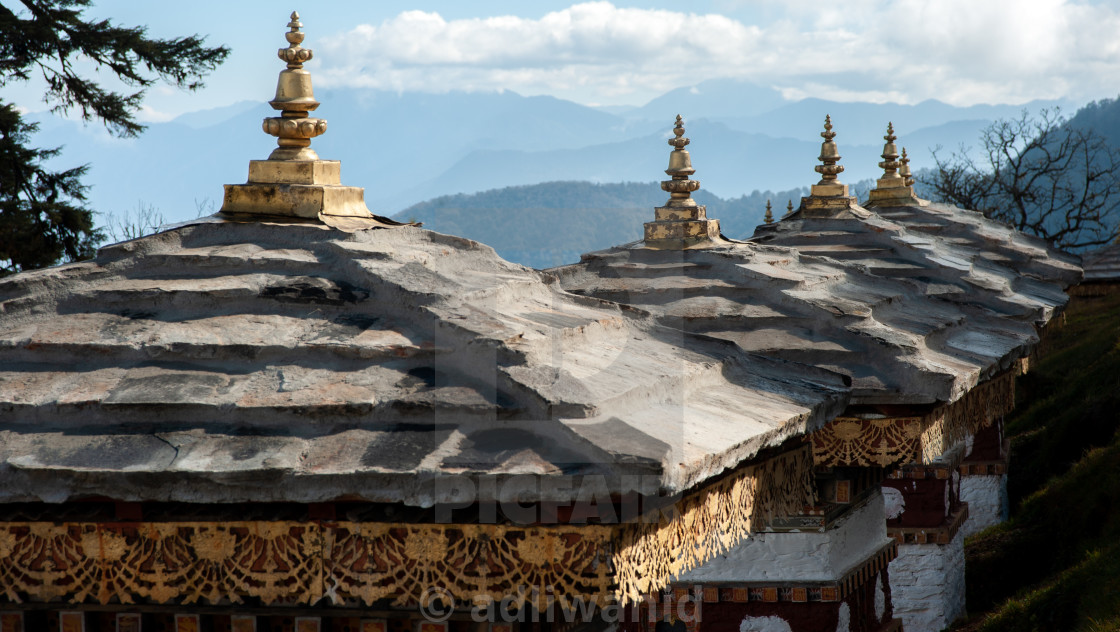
[812,371,1016,468]
[0,448,815,609]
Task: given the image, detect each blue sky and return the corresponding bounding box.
[10,1,1120,122]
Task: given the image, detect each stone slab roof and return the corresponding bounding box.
[1080,241,1120,283]
[554,223,1048,407]
[753,203,1079,330]
[869,202,1082,292]
[0,217,849,506]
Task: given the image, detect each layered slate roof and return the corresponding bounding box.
[0,217,849,505]
[753,203,1078,330]
[869,202,1082,294]
[555,119,1079,410]
[1077,240,1120,284]
[554,240,1036,406]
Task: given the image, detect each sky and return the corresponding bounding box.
[9,0,1120,122]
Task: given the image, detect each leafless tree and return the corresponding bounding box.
[104,202,165,243]
[924,108,1120,250]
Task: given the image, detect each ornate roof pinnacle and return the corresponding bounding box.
[643,114,721,248]
[279,12,311,68]
[786,200,794,217]
[219,12,384,223]
[814,115,845,184]
[801,114,859,215]
[877,122,902,182]
[900,148,915,186]
[864,140,928,208]
[763,200,774,224]
[660,114,699,205]
[263,11,325,161]
[665,114,695,177]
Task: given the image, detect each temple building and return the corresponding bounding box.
[0,14,853,632]
[746,120,1077,631]
[555,117,1076,632]
[0,12,1083,632]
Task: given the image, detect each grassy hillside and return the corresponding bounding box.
[956,290,1120,632]
[395,181,808,269]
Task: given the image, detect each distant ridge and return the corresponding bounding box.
[22,80,1089,232]
[395,180,808,269]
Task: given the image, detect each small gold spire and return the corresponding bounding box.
[900,148,915,187]
[814,115,845,184]
[864,134,928,208]
[798,115,859,216]
[763,200,773,224]
[262,11,326,161]
[877,122,902,183]
[219,12,383,222]
[785,199,794,217]
[643,115,722,249]
[665,114,696,178]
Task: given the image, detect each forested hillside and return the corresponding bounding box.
[395,181,808,268]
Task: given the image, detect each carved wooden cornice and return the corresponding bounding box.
[812,371,1016,468]
[0,447,816,609]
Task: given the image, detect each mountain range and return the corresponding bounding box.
[27,78,1074,228]
[396,180,811,269]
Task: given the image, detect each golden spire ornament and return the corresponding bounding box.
[786,199,794,217]
[763,200,774,224]
[798,115,859,216]
[263,12,327,160]
[219,12,386,222]
[643,115,722,249]
[664,115,698,199]
[864,125,929,208]
[814,115,844,184]
[900,148,915,187]
[877,122,902,184]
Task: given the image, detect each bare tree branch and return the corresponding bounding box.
[923,108,1120,250]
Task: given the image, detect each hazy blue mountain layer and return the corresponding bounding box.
[395,181,808,269]
[24,80,1077,231]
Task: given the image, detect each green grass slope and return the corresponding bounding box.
[957,291,1120,632]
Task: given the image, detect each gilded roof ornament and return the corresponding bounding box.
[219,12,392,223]
[877,122,902,183]
[763,200,774,224]
[642,115,722,248]
[864,129,928,208]
[263,11,326,161]
[900,148,915,187]
[798,115,859,216]
[786,200,794,217]
[814,115,845,184]
[666,114,696,177]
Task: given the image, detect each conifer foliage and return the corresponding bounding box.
[0,0,228,274]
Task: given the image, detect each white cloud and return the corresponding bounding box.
[314,0,1120,106]
[135,104,177,124]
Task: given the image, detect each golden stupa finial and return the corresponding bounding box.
[763,200,773,224]
[814,115,845,184]
[785,199,794,217]
[900,148,915,186]
[877,122,902,183]
[798,114,860,215]
[662,114,697,199]
[642,114,722,248]
[262,11,326,161]
[864,138,928,208]
[279,12,310,68]
[666,114,695,176]
[219,12,385,223]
